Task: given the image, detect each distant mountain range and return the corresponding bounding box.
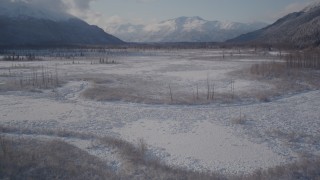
[106,16,268,43]
[228,1,320,47]
[0,1,123,46]
[2,0,320,48]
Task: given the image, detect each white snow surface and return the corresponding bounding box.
[182,17,207,32]
[116,119,284,174]
[0,49,319,175]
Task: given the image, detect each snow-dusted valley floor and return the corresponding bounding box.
[0,49,319,176]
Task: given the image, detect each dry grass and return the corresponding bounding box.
[285,51,320,69]
[231,115,247,125]
[231,107,247,125]
[0,64,63,92]
[266,129,320,146]
[0,136,116,180]
[236,157,320,180]
[249,62,287,78]
[80,58,319,105]
[99,136,225,180]
[1,125,320,179]
[0,125,224,180]
[81,81,240,105]
[243,60,320,102]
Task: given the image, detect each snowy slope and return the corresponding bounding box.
[105,16,268,42]
[0,0,124,46]
[228,1,320,47]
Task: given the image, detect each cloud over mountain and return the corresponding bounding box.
[228,1,320,48]
[0,0,124,46]
[105,16,268,42]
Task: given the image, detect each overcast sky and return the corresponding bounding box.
[2,0,318,28]
[87,0,316,24]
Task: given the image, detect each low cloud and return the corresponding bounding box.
[271,1,315,21]
[103,15,152,33]
[281,2,309,14]
[0,0,96,18]
[257,1,315,23]
[134,0,156,3]
[105,15,127,25]
[0,0,68,13]
[63,0,95,11]
[0,0,149,32]
[62,0,96,16]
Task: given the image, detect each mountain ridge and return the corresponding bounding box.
[227,1,320,48]
[0,1,124,46]
[106,16,268,43]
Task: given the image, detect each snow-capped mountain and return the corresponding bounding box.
[106,16,268,42]
[228,1,320,48]
[0,0,123,46]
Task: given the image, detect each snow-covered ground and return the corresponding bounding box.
[0,49,319,175]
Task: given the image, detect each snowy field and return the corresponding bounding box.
[0,49,319,176]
